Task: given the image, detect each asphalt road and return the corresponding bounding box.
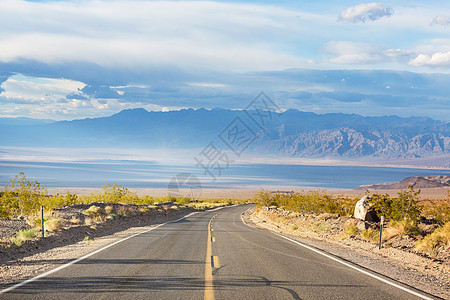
[0,205,437,299]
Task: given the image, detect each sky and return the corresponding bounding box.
[1,0,450,120]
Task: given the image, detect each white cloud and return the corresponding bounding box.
[409,52,450,68]
[431,15,450,26]
[338,3,394,23]
[0,74,85,102]
[409,39,450,68]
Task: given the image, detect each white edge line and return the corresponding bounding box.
[240,209,433,300]
[0,211,198,295]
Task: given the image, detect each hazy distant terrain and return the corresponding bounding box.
[354,175,450,190]
[1,108,449,165]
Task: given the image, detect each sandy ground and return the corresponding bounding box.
[47,187,450,200]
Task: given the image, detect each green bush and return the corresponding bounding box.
[42,192,78,210]
[254,189,357,216]
[0,172,47,218]
[369,186,423,224]
[96,183,139,204]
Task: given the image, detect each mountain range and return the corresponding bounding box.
[354,175,450,190]
[1,108,449,162]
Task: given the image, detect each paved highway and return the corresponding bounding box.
[0,205,437,299]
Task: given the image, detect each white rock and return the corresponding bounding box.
[354,196,371,220]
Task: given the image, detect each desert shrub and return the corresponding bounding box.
[138,206,150,213]
[106,213,118,220]
[45,218,63,232]
[138,195,155,205]
[69,216,82,225]
[424,201,450,224]
[388,219,421,237]
[361,228,380,242]
[26,210,55,229]
[312,221,330,233]
[176,197,192,205]
[97,183,139,204]
[105,205,114,214]
[416,221,450,255]
[0,172,47,218]
[43,192,78,210]
[344,223,359,237]
[369,186,422,224]
[83,205,105,222]
[254,189,357,216]
[116,206,135,217]
[11,229,37,246]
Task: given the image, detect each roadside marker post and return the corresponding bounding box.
[379,216,384,249]
[41,205,44,238]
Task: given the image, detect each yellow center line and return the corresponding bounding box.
[204,216,215,300]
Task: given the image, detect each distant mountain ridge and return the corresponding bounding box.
[354,175,450,190]
[1,108,449,162]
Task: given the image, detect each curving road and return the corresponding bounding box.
[0,205,437,299]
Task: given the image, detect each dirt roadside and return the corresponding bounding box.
[243,207,449,299]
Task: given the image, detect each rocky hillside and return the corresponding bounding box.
[1,108,449,160]
[354,175,450,190]
[255,126,449,159]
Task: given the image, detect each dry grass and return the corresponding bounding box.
[44,218,63,232]
[69,216,81,225]
[416,221,450,256]
[104,205,114,214]
[361,228,379,242]
[344,223,359,238]
[388,219,420,238]
[83,205,105,222]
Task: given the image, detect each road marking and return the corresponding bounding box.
[0,212,199,295]
[204,216,215,300]
[213,256,220,269]
[272,233,434,300]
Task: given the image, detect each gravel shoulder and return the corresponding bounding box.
[243,207,449,300]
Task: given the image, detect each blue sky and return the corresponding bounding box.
[1,0,450,120]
